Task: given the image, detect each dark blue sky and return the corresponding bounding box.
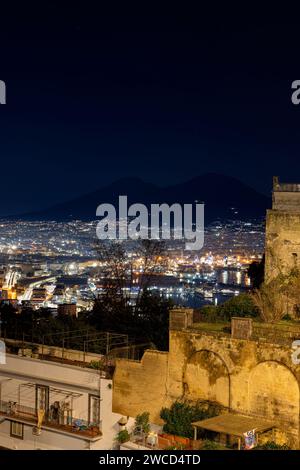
[1,5,300,214]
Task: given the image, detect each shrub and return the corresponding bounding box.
[201,439,224,450]
[251,269,300,323]
[255,441,290,450]
[217,294,258,320]
[251,279,287,323]
[89,360,103,370]
[199,305,219,323]
[160,401,221,439]
[199,294,258,323]
[116,429,130,443]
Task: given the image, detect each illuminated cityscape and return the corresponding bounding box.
[0,218,263,313]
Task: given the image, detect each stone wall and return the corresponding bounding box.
[113,350,169,424]
[273,191,300,212]
[113,310,300,448]
[265,210,300,282]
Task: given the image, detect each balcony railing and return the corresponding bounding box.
[0,400,102,439]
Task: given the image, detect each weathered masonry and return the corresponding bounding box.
[113,309,300,448]
[265,176,300,282]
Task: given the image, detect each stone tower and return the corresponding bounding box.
[265,176,300,282]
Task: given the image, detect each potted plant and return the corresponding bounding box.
[134,412,150,435]
[116,429,130,444]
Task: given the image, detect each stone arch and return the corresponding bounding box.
[183,349,230,408]
[248,360,299,446]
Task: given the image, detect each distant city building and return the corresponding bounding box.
[31,287,47,303]
[53,283,65,297]
[58,303,77,317]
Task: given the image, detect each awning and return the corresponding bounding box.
[192,413,275,439]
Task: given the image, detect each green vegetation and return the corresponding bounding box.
[192,321,230,332]
[255,441,290,450]
[251,267,300,323]
[90,290,172,351]
[1,240,173,353]
[0,305,100,351]
[89,240,172,350]
[217,294,258,319]
[160,401,221,439]
[115,429,130,443]
[0,286,172,355]
[201,439,226,450]
[253,319,300,330]
[89,360,103,370]
[195,293,258,324]
[134,412,150,434]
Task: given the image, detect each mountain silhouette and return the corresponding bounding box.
[3,174,270,222]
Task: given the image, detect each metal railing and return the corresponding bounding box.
[0,400,102,438]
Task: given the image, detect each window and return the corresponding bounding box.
[88,395,100,425]
[10,421,23,439]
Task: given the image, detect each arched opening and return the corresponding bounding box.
[248,361,299,446]
[183,350,230,408]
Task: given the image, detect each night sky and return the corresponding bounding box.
[1,5,300,215]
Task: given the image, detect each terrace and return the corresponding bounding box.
[0,399,102,439]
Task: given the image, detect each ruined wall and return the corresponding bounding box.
[113,312,300,448]
[167,328,300,448]
[265,210,300,281]
[113,350,169,424]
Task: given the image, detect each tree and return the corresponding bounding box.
[0,304,99,351]
[251,275,289,323]
[91,239,172,350]
[135,290,172,350]
[283,268,300,319]
[250,267,300,323]
[95,239,165,307]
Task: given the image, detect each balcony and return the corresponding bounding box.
[0,400,102,440]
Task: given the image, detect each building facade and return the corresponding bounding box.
[0,351,126,450]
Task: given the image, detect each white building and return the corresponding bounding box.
[0,352,128,450]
